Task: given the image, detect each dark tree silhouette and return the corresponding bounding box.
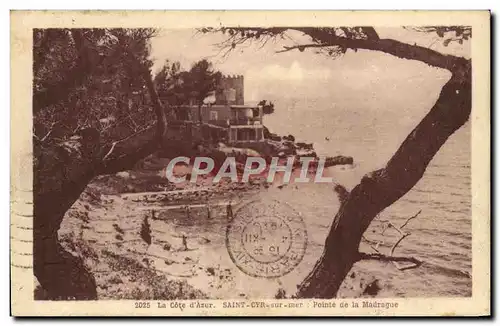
[184,59,222,123]
[32,25,474,300]
[258,100,275,115]
[154,59,222,121]
[33,28,167,299]
[154,60,188,109]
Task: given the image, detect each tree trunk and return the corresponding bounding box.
[296,63,471,298]
[33,67,167,300]
[34,131,101,299]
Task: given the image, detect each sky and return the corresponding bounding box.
[150,27,471,103]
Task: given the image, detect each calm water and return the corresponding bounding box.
[261,97,472,297]
[155,96,471,298]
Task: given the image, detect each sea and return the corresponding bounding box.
[260,96,472,297]
[154,96,472,298]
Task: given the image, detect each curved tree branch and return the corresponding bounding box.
[294,27,468,72]
[97,66,168,174]
[33,41,168,299]
[295,61,471,298]
[205,25,473,298]
[209,27,469,73]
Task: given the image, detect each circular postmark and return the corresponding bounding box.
[226,199,307,278]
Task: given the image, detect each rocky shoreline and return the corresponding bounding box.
[49,129,362,300]
[257,127,354,167]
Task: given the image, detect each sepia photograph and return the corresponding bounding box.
[10,10,490,316]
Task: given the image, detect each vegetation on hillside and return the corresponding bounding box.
[154,59,222,122]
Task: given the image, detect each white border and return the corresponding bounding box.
[3,2,497,325]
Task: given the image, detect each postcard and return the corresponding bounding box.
[10,10,490,316]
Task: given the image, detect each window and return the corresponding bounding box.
[210,111,218,121]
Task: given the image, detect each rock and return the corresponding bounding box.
[108,275,123,285]
[269,133,282,142]
[199,237,211,244]
[116,171,130,179]
[281,140,295,147]
[113,223,124,234]
[263,126,271,139]
[163,242,172,251]
[280,143,297,155]
[297,149,317,158]
[324,155,354,167]
[274,288,287,299]
[296,142,314,150]
[362,279,381,296]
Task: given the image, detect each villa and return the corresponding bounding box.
[176,75,265,143]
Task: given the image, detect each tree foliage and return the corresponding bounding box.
[258,100,275,115]
[408,26,472,46]
[186,59,222,106]
[33,28,158,146]
[201,26,469,70]
[154,60,187,107]
[154,59,222,121]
